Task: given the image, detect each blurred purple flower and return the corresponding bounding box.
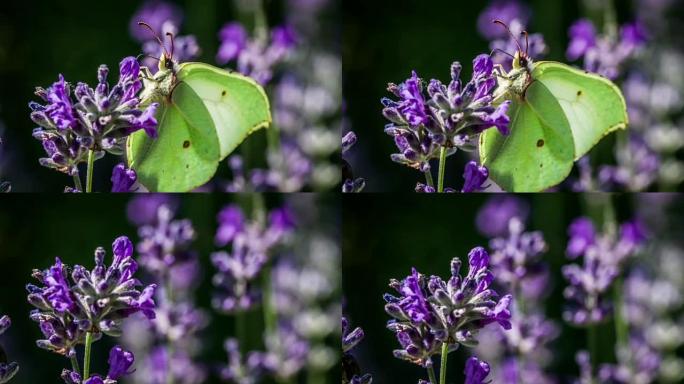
[137,204,196,276]
[217,22,297,84]
[127,194,179,227]
[129,1,183,42]
[476,196,530,238]
[566,19,647,79]
[477,0,530,40]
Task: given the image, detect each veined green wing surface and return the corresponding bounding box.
[532,61,628,159]
[127,63,271,192]
[480,79,575,192]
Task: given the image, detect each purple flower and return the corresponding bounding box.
[0,315,18,383]
[129,1,183,43]
[566,19,647,79]
[461,161,489,193]
[598,135,660,191]
[464,356,491,384]
[476,196,530,238]
[382,55,511,172]
[415,183,456,193]
[217,22,297,84]
[106,345,135,380]
[342,131,366,193]
[28,236,157,356]
[385,247,513,366]
[477,0,530,40]
[110,163,137,192]
[247,143,313,192]
[342,317,364,353]
[212,205,294,313]
[126,195,179,227]
[30,57,159,176]
[566,19,596,61]
[219,339,265,384]
[137,204,196,276]
[489,217,549,300]
[566,217,596,259]
[217,23,248,63]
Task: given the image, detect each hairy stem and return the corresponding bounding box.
[424,170,434,188]
[437,146,447,193]
[83,331,93,380]
[439,342,448,384]
[85,150,95,193]
[613,276,628,347]
[427,365,437,384]
[262,263,276,334]
[72,173,83,192]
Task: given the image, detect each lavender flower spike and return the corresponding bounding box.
[0,316,18,383]
[28,236,157,356]
[384,247,512,366]
[342,317,373,384]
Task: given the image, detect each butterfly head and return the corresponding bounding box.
[493,20,533,73]
[137,21,180,74]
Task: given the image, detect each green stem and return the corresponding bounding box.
[83,331,93,380]
[603,0,618,38]
[613,276,628,347]
[165,276,175,384]
[437,146,447,193]
[72,173,83,192]
[70,352,80,376]
[254,0,269,42]
[427,365,437,384]
[306,368,325,384]
[439,342,448,384]
[424,170,434,188]
[262,263,276,334]
[588,325,597,379]
[85,150,95,193]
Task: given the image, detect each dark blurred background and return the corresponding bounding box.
[0,0,321,192]
[342,194,684,382]
[342,0,680,192]
[0,193,339,383]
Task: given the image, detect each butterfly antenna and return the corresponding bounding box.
[137,21,169,58]
[166,31,175,59]
[136,53,161,62]
[522,30,529,56]
[493,19,524,55]
[490,48,515,59]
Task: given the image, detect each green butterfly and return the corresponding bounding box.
[479,22,628,192]
[127,25,271,192]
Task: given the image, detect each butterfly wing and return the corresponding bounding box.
[479,80,575,192]
[177,62,271,159]
[532,61,628,159]
[127,81,220,192]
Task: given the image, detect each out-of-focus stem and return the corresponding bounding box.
[70,352,80,376]
[427,365,437,384]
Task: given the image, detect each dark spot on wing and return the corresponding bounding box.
[536,139,544,147]
[539,163,543,168]
[221,90,227,96]
[183,140,191,148]
[577,90,582,96]
[186,164,189,169]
